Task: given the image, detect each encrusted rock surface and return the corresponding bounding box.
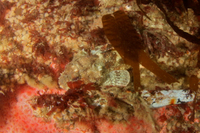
[0,0,200,132]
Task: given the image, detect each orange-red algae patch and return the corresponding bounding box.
[0,85,62,133]
[170,98,176,105]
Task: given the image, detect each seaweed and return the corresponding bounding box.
[137,0,200,45]
[136,0,151,20]
[197,46,200,68]
[31,80,97,116]
[189,75,199,121]
[153,0,200,45]
[102,10,177,91]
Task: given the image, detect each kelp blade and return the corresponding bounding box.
[102,11,142,90]
[189,75,198,92]
[102,10,177,91]
[102,15,122,49]
[138,50,178,84]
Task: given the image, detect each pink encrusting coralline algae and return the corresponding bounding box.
[0,85,63,133]
[0,85,154,133]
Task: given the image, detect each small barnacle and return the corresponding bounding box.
[103,70,131,87]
